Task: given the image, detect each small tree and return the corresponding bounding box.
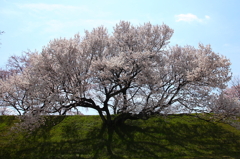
[224,77,240,100]
[206,77,240,125]
[0,21,232,128]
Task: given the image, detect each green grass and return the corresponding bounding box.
[0,115,240,158]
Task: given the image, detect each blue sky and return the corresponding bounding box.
[0,0,240,114]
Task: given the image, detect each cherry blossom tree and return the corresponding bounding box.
[213,77,240,117]
[224,77,240,100]
[207,78,240,126]
[0,54,33,115]
[0,21,232,128]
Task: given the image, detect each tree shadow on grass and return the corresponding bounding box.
[1,116,240,158]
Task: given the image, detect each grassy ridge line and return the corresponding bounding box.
[0,115,240,158]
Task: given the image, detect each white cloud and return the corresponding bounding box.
[175,13,210,23]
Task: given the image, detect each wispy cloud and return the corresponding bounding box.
[15,3,114,24]
[44,19,118,33]
[175,13,210,23]
[205,15,210,20]
[0,8,21,16]
[17,3,89,12]
[12,3,116,35]
[6,3,135,39]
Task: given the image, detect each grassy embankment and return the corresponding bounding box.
[0,115,240,158]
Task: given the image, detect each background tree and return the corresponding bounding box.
[206,76,240,125]
[224,77,240,100]
[0,21,233,129]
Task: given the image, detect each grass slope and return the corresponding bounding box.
[0,115,240,159]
